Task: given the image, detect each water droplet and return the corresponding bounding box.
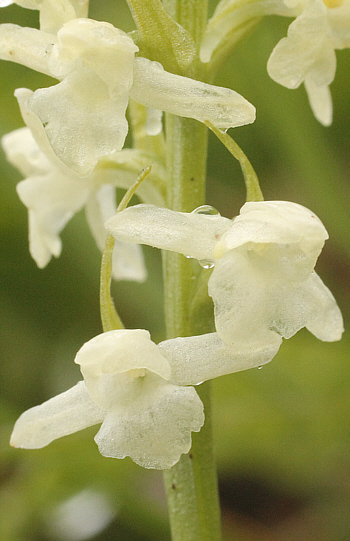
[192,205,220,216]
[146,107,163,136]
[45,43,54,54]
[257,366,263,370]
[199,259,215,269]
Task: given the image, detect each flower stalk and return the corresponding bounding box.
[161,1,222,539]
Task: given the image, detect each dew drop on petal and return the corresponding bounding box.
[191,205,220,216]
[257,366,263,370]
[199,259,215,269]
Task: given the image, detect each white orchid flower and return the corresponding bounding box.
[10,329,205,469]
[200,0,349,125]
[0,17,256,175]
[267,0,350,125]
[1,125,165,280]
[106,201,343,354]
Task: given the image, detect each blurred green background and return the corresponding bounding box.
[0,1,349,540]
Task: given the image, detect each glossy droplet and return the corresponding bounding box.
[146,108,163,136]
[199,259,215,269]
[192,205,220,216]
[257,366,263,370]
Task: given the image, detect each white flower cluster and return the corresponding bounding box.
[11,199,343,468]
[201,0,350,125]
[2,0,344,469]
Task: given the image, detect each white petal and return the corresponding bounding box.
[328,3,350,48]
[37,0,88,33]
[267,0,335,89]
[85,186,147,282]
[215,200,328,260]
[158,332,282,385]
[27,208,62,267]
[131,57,256,129]
[16,172,89,267]
[27,69,129,175]
[106,204,231,261]
[6,0,88,33]
[209,251,286,346]
[15,88,75,176]
[209,246,343,345]
[94,376,204,469]
[10,381,105,449]
[75,330,171,381]
[110,242,147,282]
[0,24,54,75]
[304,273,344,341]
[50,19,138,90]
[1,127,50,177]
[304,77,333,126]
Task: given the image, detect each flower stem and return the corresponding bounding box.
[162,2,222,540]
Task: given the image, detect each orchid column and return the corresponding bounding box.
[160,1,222,540]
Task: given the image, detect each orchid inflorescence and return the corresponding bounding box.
[1,0,344,470]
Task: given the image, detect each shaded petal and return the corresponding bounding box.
[209,248,343,345]
[10,381,105,449]
[209,251,284,346]
[304,272,344,341]
[36,0,89,33]
[85,185,146,282]
[0,24,54,75]
[304,76,333,126]
[267,0,335,89]
[16,172,89,267]
[27,69,129,175]
[158,332,282,385]
[1,126,50,177]
[94,376,204,469]
[131,57,256,129]
[15,87,75,176]
[329,2,350,49]
[106,204,231,261]
[4,0,88,33]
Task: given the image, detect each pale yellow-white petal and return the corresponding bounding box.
[159,332,282,385]
[106,204,231,261]
[131,57,256,129]
[303,272,344,341]
[28,69,129,175]
[0,24,54,75]
[94,376,204,469]
[85,185,147,282]
[10,381,105,449]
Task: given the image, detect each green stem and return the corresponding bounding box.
[162,2,222,540]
